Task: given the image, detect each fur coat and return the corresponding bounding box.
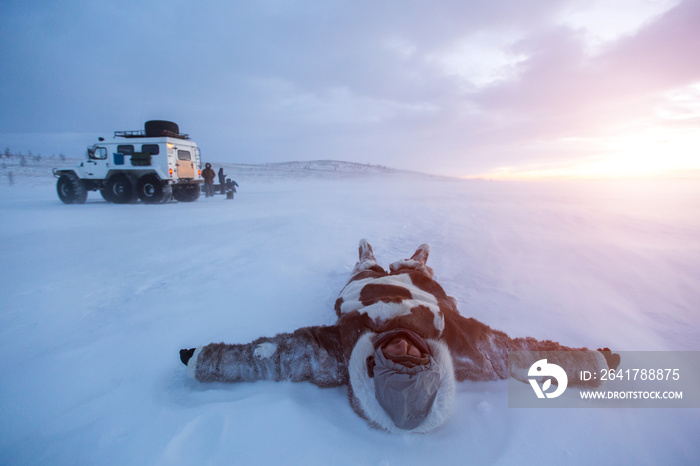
[186,242,609,432]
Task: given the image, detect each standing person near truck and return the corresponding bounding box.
[202,163,216,198]
[217,167,226,194]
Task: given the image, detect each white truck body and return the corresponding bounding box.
[53,121,204,204]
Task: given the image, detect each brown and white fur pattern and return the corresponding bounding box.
[187,240,610,433]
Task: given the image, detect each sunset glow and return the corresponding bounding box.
[477,127,700,180]
[1,0,699,179]
[474,80,700,180]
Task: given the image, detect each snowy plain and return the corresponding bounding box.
[1,159,699,465]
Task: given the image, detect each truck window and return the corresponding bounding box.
[117,145,134,155]
[177,150,191,161]
[142,144,160,155]
[89,146,108,160]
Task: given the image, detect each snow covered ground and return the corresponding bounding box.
[1,159,699,465]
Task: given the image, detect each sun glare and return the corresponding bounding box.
[588,131,700,177]
[477,128,700,180]
[473,81,700,181]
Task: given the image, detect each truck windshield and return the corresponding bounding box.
[88,146,108,160]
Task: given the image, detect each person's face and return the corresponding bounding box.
[382,337,422,357]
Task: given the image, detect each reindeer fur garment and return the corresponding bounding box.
[187,242,610,432]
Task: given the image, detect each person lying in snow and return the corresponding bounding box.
[180,239,620,433]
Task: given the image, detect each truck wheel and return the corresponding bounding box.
[187,185,201,202]
[173,184,201,202]
[57,173,87,204]
[106,174,135,204]
[100,187,113,202]
[137,174,167,204]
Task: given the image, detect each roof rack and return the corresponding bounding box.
[114,130,190,140]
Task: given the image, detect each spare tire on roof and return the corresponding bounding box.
[145,120,179,136]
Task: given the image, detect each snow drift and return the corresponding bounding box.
[1,158,699,465]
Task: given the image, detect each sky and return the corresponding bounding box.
[1,0,699,179]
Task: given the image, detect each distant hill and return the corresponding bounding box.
[0,156,441,187]
[217,160,437,181]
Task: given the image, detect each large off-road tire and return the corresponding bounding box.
[105,174,136,204]
[172,184,201,202]
[100,187,113,202]
[57,173,87,204]
[144,120,179,136]
[137,174,168,204]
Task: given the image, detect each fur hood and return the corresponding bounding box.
[348,332,456,433]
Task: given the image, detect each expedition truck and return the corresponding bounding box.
[53,120,203,204]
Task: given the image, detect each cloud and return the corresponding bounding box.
[453,0,700,172]
[0,0,698,176]
[555,0,681,55]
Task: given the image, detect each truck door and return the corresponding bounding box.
[84,146,110,179]
[176,149,195,179]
